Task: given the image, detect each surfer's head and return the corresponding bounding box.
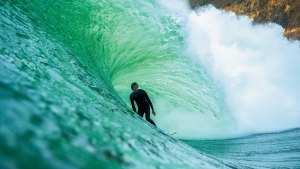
[131,82,138,92]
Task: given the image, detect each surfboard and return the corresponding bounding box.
[167,131,177,136]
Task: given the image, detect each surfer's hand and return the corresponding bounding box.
[152,110,156,116]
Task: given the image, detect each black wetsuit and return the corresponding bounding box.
[130,89,156,126]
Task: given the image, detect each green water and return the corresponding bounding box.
[2,0,234,137]
[0,0,230,168]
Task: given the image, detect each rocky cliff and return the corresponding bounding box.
[189,0,300,40]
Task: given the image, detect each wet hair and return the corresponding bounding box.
[131,82,138,90]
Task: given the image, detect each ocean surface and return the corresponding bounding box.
[183,128,300,168]
[1,0,300,168]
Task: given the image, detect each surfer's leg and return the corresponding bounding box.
[138,111,144,117]
[145,108,156,126]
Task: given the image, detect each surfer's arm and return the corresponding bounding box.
[144,92,154,111]
[130,98,136,112]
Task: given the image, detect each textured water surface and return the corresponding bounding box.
[184,128,300,168]
[1,0,300,168]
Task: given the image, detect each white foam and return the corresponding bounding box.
[185,6,300,134]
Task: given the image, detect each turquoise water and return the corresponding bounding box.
[1,0,300,168]
[184,128,300,168]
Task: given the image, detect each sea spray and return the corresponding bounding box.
[185,5,300,134]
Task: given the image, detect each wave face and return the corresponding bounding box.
[0,0,230,168]
[1,0,300,168]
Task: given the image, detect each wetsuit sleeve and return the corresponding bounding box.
[130,97,136,112]
[144,91,154,111]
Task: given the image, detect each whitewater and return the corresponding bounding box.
[1,0,300,168]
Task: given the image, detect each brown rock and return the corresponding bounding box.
[188,0,300,40]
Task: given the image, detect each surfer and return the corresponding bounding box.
[130,82,156,126]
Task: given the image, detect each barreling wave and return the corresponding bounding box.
[0,0,231,168]
[3,0,300,139]
[8,0,233,138]
[1,0,300,168]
